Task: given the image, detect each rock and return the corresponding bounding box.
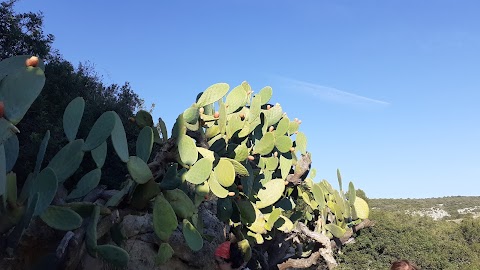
[89,200,226,270]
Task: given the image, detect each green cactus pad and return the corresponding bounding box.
[67,168,101,200]
[158,117,168,143]
[127,156,153,184]
[288,121,300,135]
[336,169,343,192]
[249,94,262,123]
[33,130,50,176]
[197,147,215,162]
[275,135,293,153]
[63,97,85,142]
[275,215,294,233]
[279,155,292,180]
[265,208,282,231]
[255,179,286,209]
[205,125,220,139]
[225,84,248,114]
[4,134,19,172]
[264,104,283,126]
[257,86,273,105]
[136,126,154,163]
[153,194,178,241]
[325,223,346,238]
[178,134,198,166]
[195,181,210,196]
[274,117,290,137]
[275,197,296,211]
[183,106,200,124]
[156,243,174,265]
[163,189,196,219]
[208,172,228,198]
[247,231,264,245]
[40,205,83,231]
[0,55,45,80]
[217,197,233,222]
[96,244,129,268]
[218,102,227,135]
[159,164,183,190]
[347,182,356,205]
[353,196,369,219]
[214,158,235,187]
[91,141,107,168]
[247,205,266,234]
[264,157,279,171]
[30,167,58,216]
[253,132,275,155]
[237,239,252,263]
[182,219,203,251]
[5,172,17,206]
[47,139,84,183]
[111,112,129,163]
[131,179,161,210]
[135,110,154,128]
[312,184,326,211]
[233,144,249,162]
[0,118,17,145]
[83,111,116,151]
[226,114,244,139]
[195,83,229,107]
[295,132,307,155]
[235,199,256,224]
[86,205,100,257]
[0,66,45,124]
[7,192,38,249]
[184,157,212,185]
[224,158,249,177]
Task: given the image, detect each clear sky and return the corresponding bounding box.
[14,0,480,199]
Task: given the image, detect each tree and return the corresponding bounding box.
[0,0,55,61]
[0,1,143,188]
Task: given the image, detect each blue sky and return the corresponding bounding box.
[15,1,480,198]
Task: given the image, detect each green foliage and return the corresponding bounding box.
[96,244,129,268]
[337,210,480,270]
[156,243,174,265]
[63,97,85,142]
[40,205,82,231]
[0,34,371,268]
[153,194,178,241]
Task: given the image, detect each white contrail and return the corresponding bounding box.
[278,77,390,106]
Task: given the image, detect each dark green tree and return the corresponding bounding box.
[1,1,143,188]
[0,0,55,60]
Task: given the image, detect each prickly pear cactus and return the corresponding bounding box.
[1,56,370,270]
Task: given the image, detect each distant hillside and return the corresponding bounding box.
[336,196,480,269]
[369,196,480,221]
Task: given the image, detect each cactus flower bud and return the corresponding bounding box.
[25,56,39,67]
[214,111,220,118]
[228,192,236,197]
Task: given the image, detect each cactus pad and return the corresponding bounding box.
[40,205,83,231]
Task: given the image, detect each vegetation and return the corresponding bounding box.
[0,2,372,269]
[337,209,480,270]
[0,0,143,189]
[370,196,480,220]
